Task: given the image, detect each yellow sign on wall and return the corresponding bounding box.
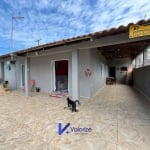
[129,24,150,38]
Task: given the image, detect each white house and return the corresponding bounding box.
[0,19,150,100]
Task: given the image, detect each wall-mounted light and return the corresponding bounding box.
[6,61,11,70]
[6,61,10,65]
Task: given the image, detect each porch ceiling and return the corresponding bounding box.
[98,40,150,60]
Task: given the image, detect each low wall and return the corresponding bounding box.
[133,65,150,99]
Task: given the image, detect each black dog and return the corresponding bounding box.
[67,97,81,112]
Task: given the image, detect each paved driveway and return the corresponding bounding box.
[0,85,150,150]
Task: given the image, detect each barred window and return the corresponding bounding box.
[146,46,150,65]
[147,47,150,59]
[136,52,143,68]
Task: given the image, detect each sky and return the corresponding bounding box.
[0,0,150,55]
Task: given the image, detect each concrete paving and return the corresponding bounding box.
[0,84,150,150]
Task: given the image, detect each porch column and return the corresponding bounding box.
[71,49,79,101]
[25,57,30,96]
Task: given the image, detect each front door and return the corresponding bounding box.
[52,60,69,92]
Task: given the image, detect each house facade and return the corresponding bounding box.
[0,47,108,99]
[0,19,150,100]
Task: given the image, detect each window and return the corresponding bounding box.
[136,52,143,68]
[147,47,150,65]
[143,46,150,66]
[120,66,127,71]
[132,59,135,68]
[134,46,150,67]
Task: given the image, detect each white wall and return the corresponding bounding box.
[30,48,108,98]
[79,49,91,98]
[108,58,131,84]
[90,48,108,97]
[30,52,71,93]
[2,58,25,89]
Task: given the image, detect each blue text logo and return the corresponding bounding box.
[58,123,92,135]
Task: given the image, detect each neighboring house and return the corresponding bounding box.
[0,19,150,100]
